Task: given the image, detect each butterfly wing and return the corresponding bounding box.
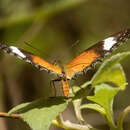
[0,43,62,75]
[66,29,130,79]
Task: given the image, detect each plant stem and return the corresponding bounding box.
[0,112,22,120]
[52,114,93,130]
[117,106,130,130]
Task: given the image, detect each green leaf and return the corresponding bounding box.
[93,63,127,90]
[104,64,127,90]
[92,52,130,89]
[87,84,119,129]
[9,97,68,130]
[71,81,92,99]
[80,103,106,115]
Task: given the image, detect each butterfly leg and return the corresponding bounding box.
[50,78,61,97]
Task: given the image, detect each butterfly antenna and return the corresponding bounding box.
[24,41,51,59]
[70,40,80,50]
[57,40,80,62]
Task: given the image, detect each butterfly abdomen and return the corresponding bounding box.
[61,78,69,97]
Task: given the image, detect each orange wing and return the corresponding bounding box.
[65,29,130,79]
[0,43,62,75]
[29,55,62,74]
[0,43,69,96]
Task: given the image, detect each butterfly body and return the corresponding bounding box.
[0,29,130,97]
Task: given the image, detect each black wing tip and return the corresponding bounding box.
[125,28,130,38]
[112,28,130,44]
[0,43,8,48]
[0,43,12,54]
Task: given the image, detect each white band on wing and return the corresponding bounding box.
[103,37,117,51]
[9,46,26,58]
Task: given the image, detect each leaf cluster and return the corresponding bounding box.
[8,52,130,130]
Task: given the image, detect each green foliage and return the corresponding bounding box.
[9,97,67,130]
[87,84,119,129]
[79,52,130,130]
[7,52,130,130]
[0,0,130,130]
[81,103,106,115]
[91,52,130,90]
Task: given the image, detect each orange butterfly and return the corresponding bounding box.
[0,29,130,97]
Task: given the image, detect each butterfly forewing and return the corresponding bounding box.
[0,43,62,75]
[65,29,130,79]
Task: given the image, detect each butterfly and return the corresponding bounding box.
[0,29,130,97]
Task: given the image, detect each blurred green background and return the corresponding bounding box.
[0,0,130,130]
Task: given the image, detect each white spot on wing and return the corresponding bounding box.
[103,37,117,51]
[9,46,26,58]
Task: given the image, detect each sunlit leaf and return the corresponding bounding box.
[103,64,127,90]
[71,81,92,99]
[9,97,68,130]
[92,52,130,89]
[80,103,106,115]
[87,84,119,129]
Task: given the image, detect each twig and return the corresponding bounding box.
[0,112,22,120]
[52,114,92,130]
